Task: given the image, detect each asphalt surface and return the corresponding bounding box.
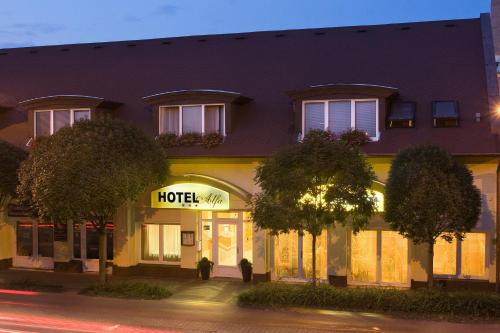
[1,288,500,333]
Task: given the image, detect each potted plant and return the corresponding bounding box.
[239,258,252,282]
[197,257,214,280]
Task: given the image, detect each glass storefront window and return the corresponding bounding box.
[433,236,457,275]
[16,221,33,256]
[202,221,213,260]
[302,230,327,280]
[86,223,113,260]
[163,225,181,262]
[351,230,377,283]
[201,211,213,220]
[275,231,299,278]
[73,223,81,259]
[381,231,408,284]
[461,233,486,277]
[37,223,54,257]
[243,222,253,262]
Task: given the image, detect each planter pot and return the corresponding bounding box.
[241,266,252,282]
[200,267,210,280]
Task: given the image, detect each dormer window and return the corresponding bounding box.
[433,101,458,128]
[159,104,225,135]
[303,99,379,140]
[34,108,90,137]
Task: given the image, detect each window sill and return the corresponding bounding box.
[138,260,181,266]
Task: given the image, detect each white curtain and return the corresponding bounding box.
[182,105,202,134]
[142,224,160,260]
[163,225,181,261]
[160,107,180,134]
[204,105,222,134]
[304,102,324,134]
[328,101,351,135]
[355,101,377,137]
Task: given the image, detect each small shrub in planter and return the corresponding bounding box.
[197,257,214,280]
[157,133,179,148]
[339,129,370,146]
[239,258,252,282]
[178,132,202,146]
[302,129,336,142]
[201,132,224,148]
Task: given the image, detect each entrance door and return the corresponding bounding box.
[73,222,113,272]
[213,220,241,277]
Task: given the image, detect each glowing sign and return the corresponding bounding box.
[151,183,229,210]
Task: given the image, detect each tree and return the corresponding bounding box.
[252,130,377,284]
[0,141,27,214]
[385,145,481,289]
[17,116,169,283]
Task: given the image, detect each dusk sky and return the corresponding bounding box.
[0,0,492,48]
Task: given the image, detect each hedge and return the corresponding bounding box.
[80,281,172,300]
[238,283,500,320]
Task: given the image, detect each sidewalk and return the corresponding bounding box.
[0,268,251,303]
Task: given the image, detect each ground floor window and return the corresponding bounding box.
[16,221,53,258]
[433,232,486,278]
[350,230,408,285]
[73,222,113,260]
[141,224,181,263]
[274,230,327,280]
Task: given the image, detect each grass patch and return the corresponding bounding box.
[0,279,64,293]
[79,281,172,300]
[238,283,500,321]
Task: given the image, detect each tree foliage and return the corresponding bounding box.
[252,130,377,282]
[0,140,27,208]
[385,145,481,287]
[17,116,169,282]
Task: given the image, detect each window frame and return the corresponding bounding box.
[301,98,379,141]
[433,232,488,280]
[33,108,91,137]
[158,104,226,136]
[139,223,181,265]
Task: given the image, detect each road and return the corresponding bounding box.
[0,288,500,333]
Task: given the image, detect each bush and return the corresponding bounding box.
[178,133,202,146]
[0,279,64,293]
[157,133,179,148]
[339,129,370,146]
[80,281,172,300]
[201,132,224,148]
[238,283,500,320]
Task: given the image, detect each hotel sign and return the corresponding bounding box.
[151,183,229,210]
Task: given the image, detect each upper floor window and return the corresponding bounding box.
[159,104,225,136]
[303,99,379,140]
[433,101,458,128]
[34,109,90,137]
[388,102,415,128]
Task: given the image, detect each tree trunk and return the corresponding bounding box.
[312,234,317,286]
[98,229,107,284]
[427,242,434,289]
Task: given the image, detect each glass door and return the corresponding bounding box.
[14,220,54,269]
[213,220,241,277]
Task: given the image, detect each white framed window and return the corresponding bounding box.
[34,108,91,137]
[302,99,379,141]
[433,232,487,279]
[141,224,181,264]
[159,104,225,136]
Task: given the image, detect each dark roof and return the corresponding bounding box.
[0,17,498,156]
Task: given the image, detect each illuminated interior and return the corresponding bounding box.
[218,223,237,266]
[433,236,457,275]
[461,233,486,277]
[302,230,327,279]
[275,231,299,278]
[201,221,213,260]
[381,231,408,283]
[351,230,377,282]
[243,221,253,261]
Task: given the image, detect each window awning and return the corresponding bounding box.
[18,95,122,111]
[142,89,252,105]
[433,101,458,119]
[287,83,399,100]
[388,102,415,121]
